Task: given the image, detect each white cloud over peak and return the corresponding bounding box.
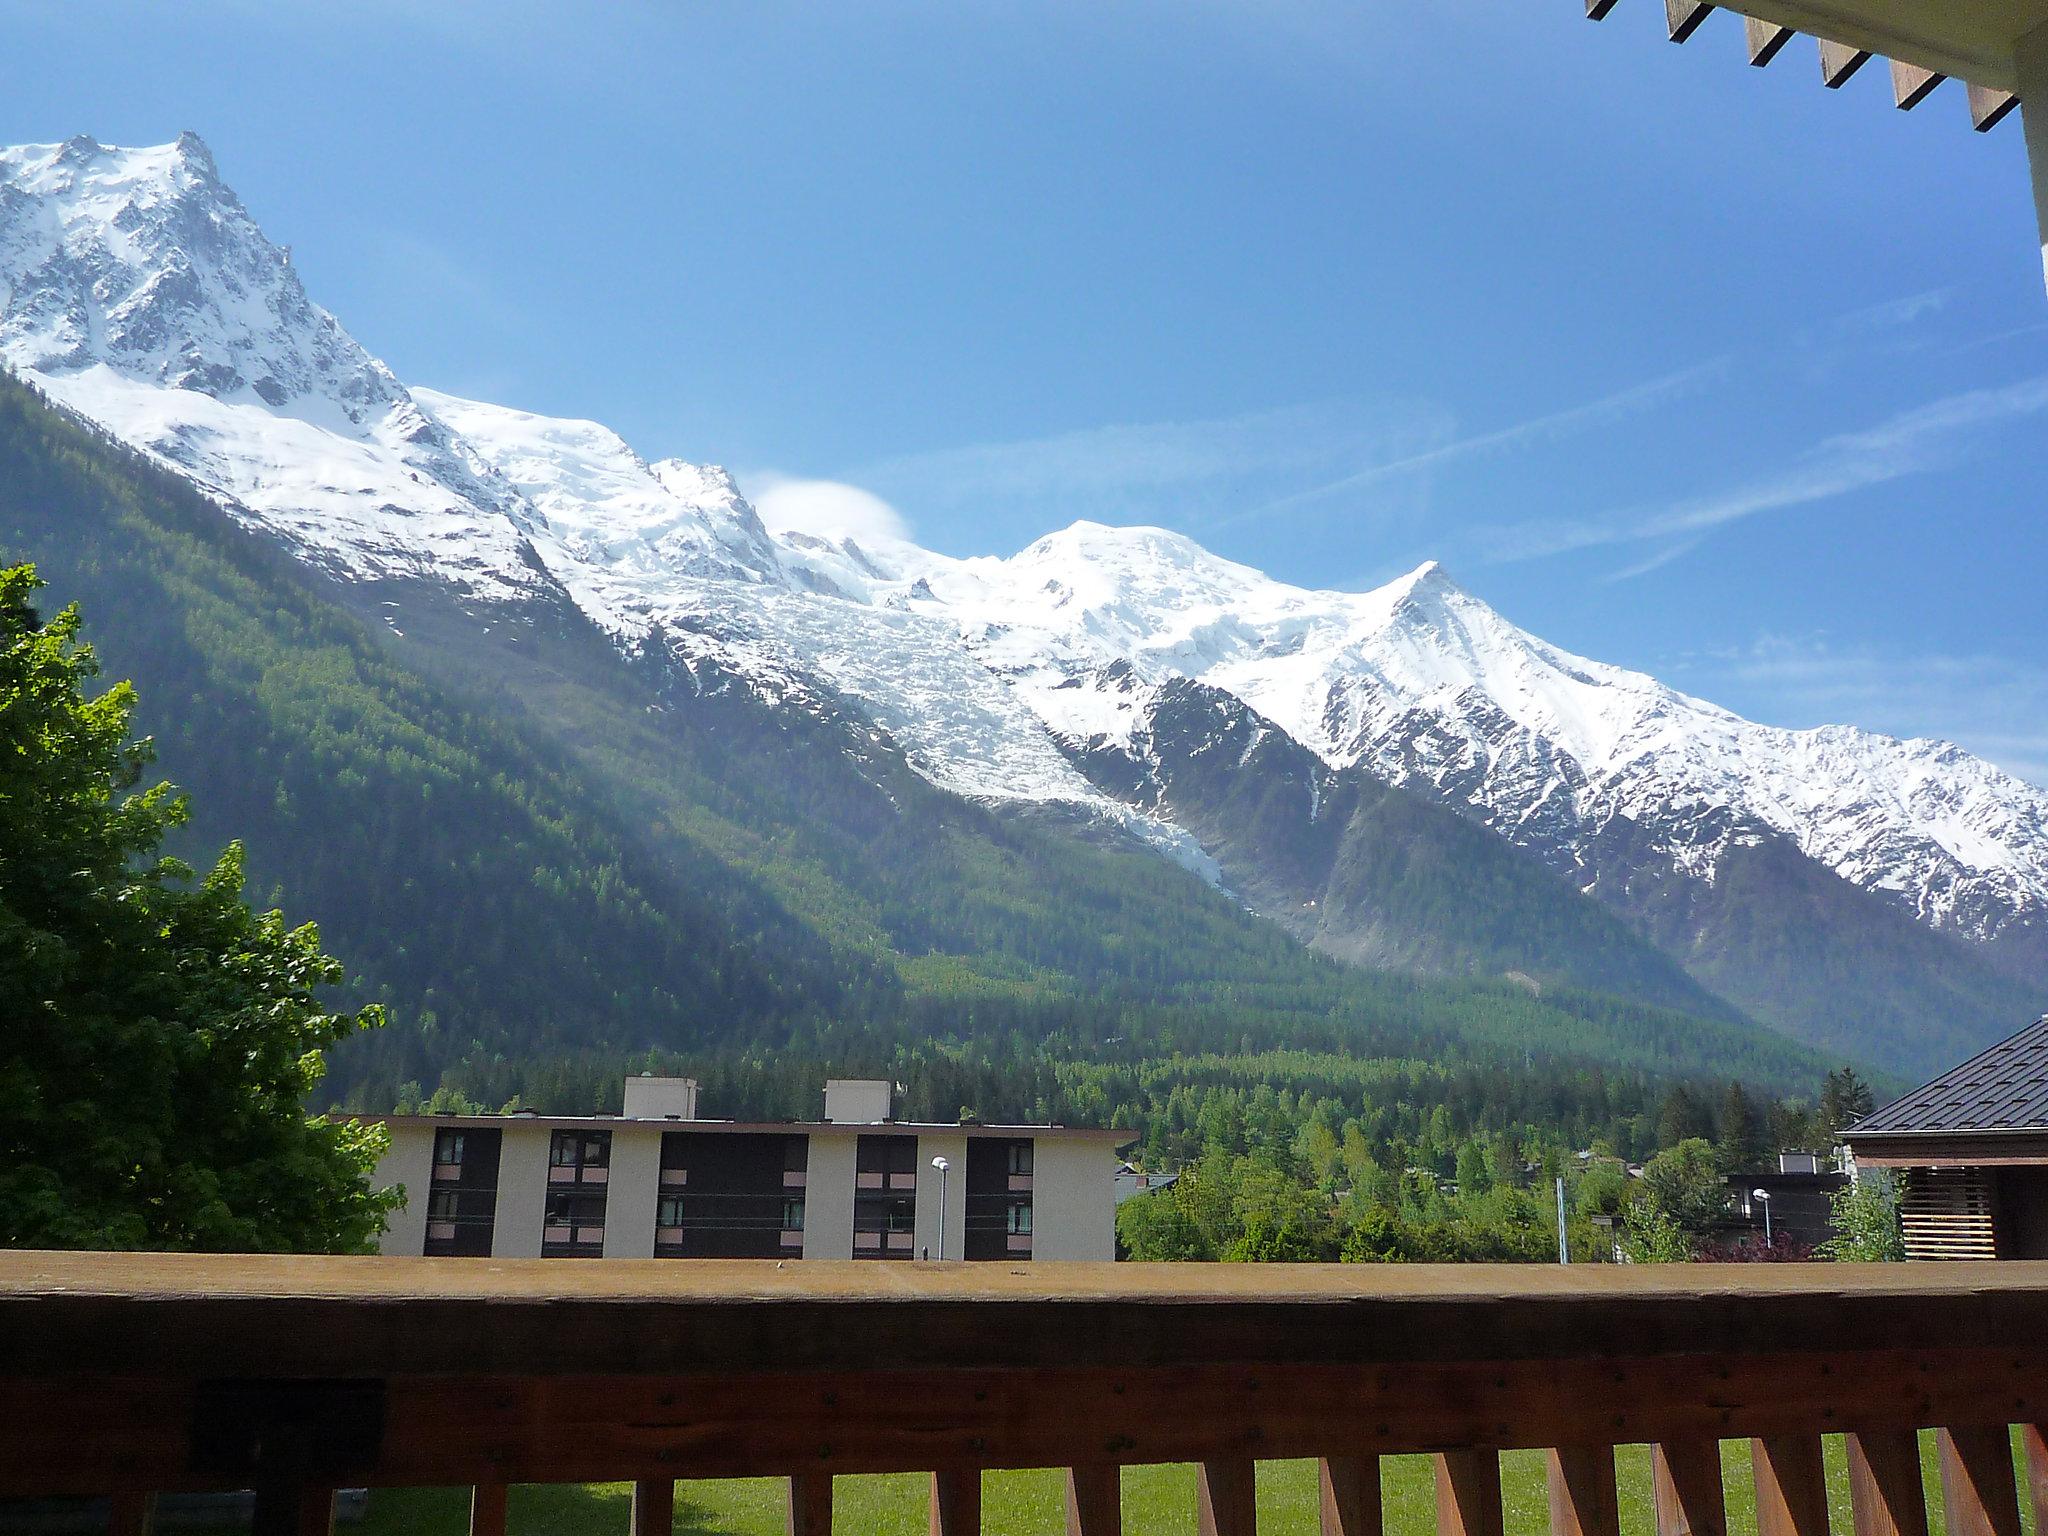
[751,476,913,546]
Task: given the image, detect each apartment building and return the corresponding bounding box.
[364,1075,1127,1261]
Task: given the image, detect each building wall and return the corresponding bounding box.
[802,1129,858,1260]
[372,1121,436,1257]
[492,1121,554,1258]
[1027,1137,1117,1260]
[602,1125,663,1259]
[915,1132,969,1260]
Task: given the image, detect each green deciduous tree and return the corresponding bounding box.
[0,565,397,1251]
[1819,1175,1905,1262]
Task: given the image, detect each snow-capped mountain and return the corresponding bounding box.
[4,134,2044,1051]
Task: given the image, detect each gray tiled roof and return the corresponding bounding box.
[1849,1016,2048,1137]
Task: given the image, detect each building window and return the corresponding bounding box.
[428,1188,460,1221]
[551,1130,611,1168]
[782,1197,805,1231]
[657,1192,686,1228]
[434,1130,465,1165]
[1007,1201,1032,1235]
[1008,1142,1033,1177]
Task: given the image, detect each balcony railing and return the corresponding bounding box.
[4,1255,2047,1536]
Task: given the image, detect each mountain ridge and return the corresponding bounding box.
[3,133,2041,1078]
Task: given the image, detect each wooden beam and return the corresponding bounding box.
[108,1492,157,1536]
[630,1479,674,1536]
[1652,1442,1726,1536]
[1845,1432,1927,1536]
[250,1485,334,1536]
[1752,1438,1828,1536]
[1745,18,1794,67]
[1586,0,1622,18]
[1968,86,2019,132]
[1819,39,1872,89]
[1198,1459,1258,1536]
[1320,1457,1382,1536]
[2020,1428,2048,1536]
[931,1470,983,1536]
[1938,1428,2022,1536]
[1665,1,1711,44]
[1889,62,1943,110]
[1548,1447,1620,1536]
[468,1484,508,1536]
[1066,1466,1122,1536]
[790,1474,835,1536]
[1436,1450,1504,1536]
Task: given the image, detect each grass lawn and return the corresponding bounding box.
[345,1433,2038,1536]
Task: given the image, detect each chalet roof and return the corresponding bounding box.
[1848,1016,2048,1138]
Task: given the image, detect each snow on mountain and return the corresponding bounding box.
[0,135,548,602]
[3,134,2044,955]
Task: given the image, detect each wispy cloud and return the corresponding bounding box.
[1480,373,2048,572]
[853,396,1456,529]
[1676,634,2048,789]
[1212,358,1731,532]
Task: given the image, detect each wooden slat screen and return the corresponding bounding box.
[1902,1169,1999,1260]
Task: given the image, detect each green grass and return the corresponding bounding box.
[341,1433,2038,1536]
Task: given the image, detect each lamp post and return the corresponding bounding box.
[932,1155,951,1260]
[1751,1187,1772,1247]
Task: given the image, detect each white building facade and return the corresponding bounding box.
[364,1076,1126,1263]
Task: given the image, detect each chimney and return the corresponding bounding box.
[823,1079,894,1124]
[623,1074,700,1121]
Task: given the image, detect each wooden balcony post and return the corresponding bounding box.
[1548,1447,1620,1536]
[468,1483,509,1536]
[630,1478,674,1536]
[1752,1438,1828,1536]
[790,1473,835,1536]
[1198,1458,1258,1536]
[107,1492,157,1536]
[931,1470,982,1536]
[250,1484,335,1536]
[1845,1431,1927,1536]
[1066,1465,1122,1536]
[1320,1456,1382,1536]
[1436,1450,1504,1536]
[1652,1441,1727,1536]
[1938,1428,2022,1536]
[2020,1428,2048,1534]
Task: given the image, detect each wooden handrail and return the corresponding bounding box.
[2,1254,2047,1536]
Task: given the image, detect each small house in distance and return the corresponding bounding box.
[361,1074,1129,1262]
[1842,1015,2048,1260]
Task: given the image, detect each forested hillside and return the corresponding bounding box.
[0,372,1839,1115]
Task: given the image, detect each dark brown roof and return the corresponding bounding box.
[1848,1015,2048,1138]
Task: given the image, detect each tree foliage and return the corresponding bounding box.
[0,565,395,1251]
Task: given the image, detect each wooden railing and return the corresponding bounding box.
[3,1255,2048,1536]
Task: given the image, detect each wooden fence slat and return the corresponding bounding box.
[790,1473,834,1536]
[1436,1450,1504,1536]
[1939,1428,2022,1536]
[630,1478,674,1536]
[1752,1438,1828,1536]
[931,1470,983,1536]
[468,1483,508,1536]
[1653,1442,1726,1536]
[107,1492,157,1536]
[1846,1431,1927,1536]
[1198,1459,1257,1536]
[1066,1466,1121,1536]
[1320,1457,1381,1536]
[1548,1447,1620,1536]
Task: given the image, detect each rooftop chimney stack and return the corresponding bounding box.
[623,1074,700,1121]
[823,1078,894,1124]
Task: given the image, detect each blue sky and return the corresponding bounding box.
[5,0,2045,781]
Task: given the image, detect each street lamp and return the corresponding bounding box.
[1751,1187,1773,1247]
[932,1155,951,1259]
